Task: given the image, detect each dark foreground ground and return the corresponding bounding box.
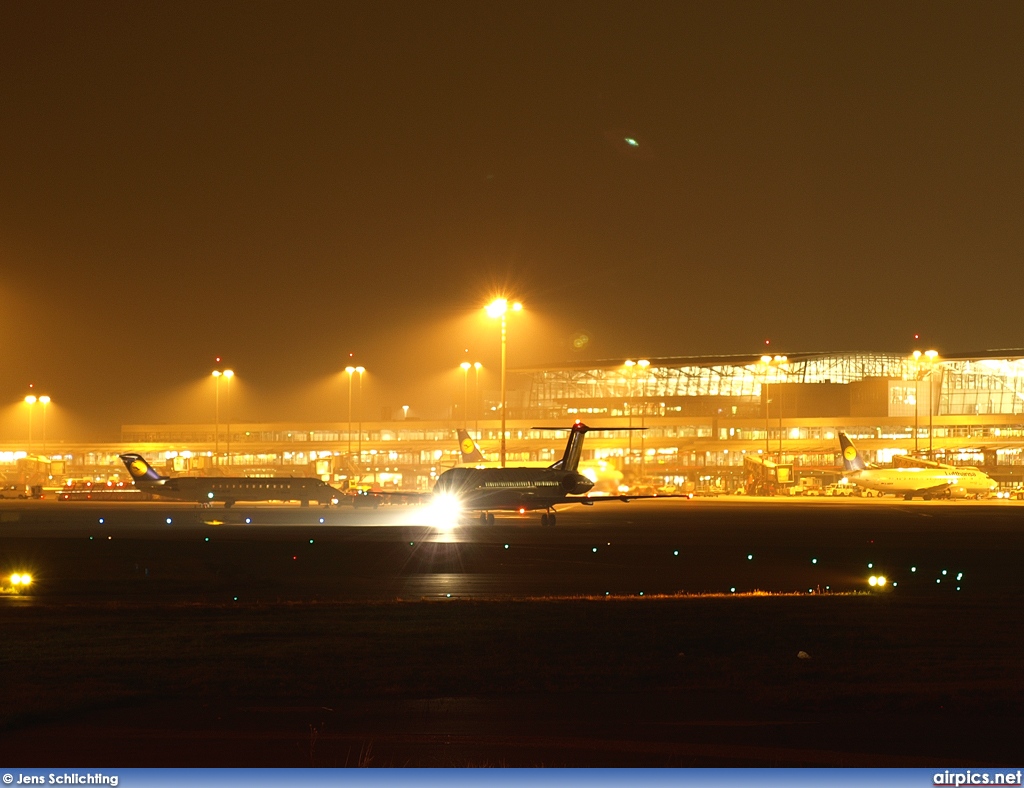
[1,498,1023,766]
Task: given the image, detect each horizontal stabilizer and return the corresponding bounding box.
[531,426,648,432]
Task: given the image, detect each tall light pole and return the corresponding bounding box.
[345,366,355,457]
[486,298,522,468]
[909,350,939,459]
[624,360,636,462]
[212,371,222,457]
[39,396,50,456]
[356,366,365,461]
[638,359,650,482]
[223,370,234,465]
[24,395,36,453]
[925,350,939,458]
[759,354,788,461]
[460,361,471,429]
[473,362,482,437]
[912,351,921,454]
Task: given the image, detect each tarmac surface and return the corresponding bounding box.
[1,496,1023,766]
[0,496,1020,598]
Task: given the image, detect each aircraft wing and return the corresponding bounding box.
[914,482,952,495]
[564,493,694,505]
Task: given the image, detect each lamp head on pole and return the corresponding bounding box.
[460,361,471,371]
[485,298,507,318]
[345,366,355,374]
[212,370,221,378]
[473,361,482,370]
[24,395,36,405]
[485,298,522,319]
[39,396,50,404]
[223,369,234,379]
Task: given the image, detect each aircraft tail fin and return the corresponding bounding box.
[119,453,168,483]
[838,433,867,472]
[456,429,486,463]
[534,422,646,473]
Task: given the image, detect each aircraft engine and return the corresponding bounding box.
[562,474,592,495]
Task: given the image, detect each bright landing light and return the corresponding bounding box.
[422,492,463,530]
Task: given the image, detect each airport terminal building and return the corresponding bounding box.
[91,348,1024,493]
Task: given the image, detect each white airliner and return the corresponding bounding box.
[838,434,997,500]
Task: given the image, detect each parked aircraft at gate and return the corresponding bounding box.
[838,434,997,500]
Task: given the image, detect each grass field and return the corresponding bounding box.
[2,593,1022,766]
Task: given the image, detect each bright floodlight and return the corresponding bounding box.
[356,366,365,374]
[638,359,650,368]
[761,355,772,364]
[24,395,36,404]
[512,302,522,312]
[212,370,221,378]
[10,573,21,585]
[460,362,471,371]
[345,366,355,374]
[224,369,234,379]
[39,396,50,404]
[485,298,508,318]
[868,576,878,587]
[473,362,482,370]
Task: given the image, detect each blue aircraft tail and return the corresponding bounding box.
[119,453,167,483]
[838,433,867,472]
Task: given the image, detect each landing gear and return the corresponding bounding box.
[479,512,487,525]
[904,493,913,501]
[487,512,495,525]
[541,513,548,526]
[224,500,234,509]
[541,510,557,526]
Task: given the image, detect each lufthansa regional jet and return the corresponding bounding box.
[838,434,997,500]
[432,422,688,525]
[119,453,339,507]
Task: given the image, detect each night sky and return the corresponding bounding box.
[1,2,1022,438]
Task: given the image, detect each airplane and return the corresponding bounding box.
[119,453,340,507]
[838,434,997,500]
[456,428,624,491]
[432,422,689,525]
